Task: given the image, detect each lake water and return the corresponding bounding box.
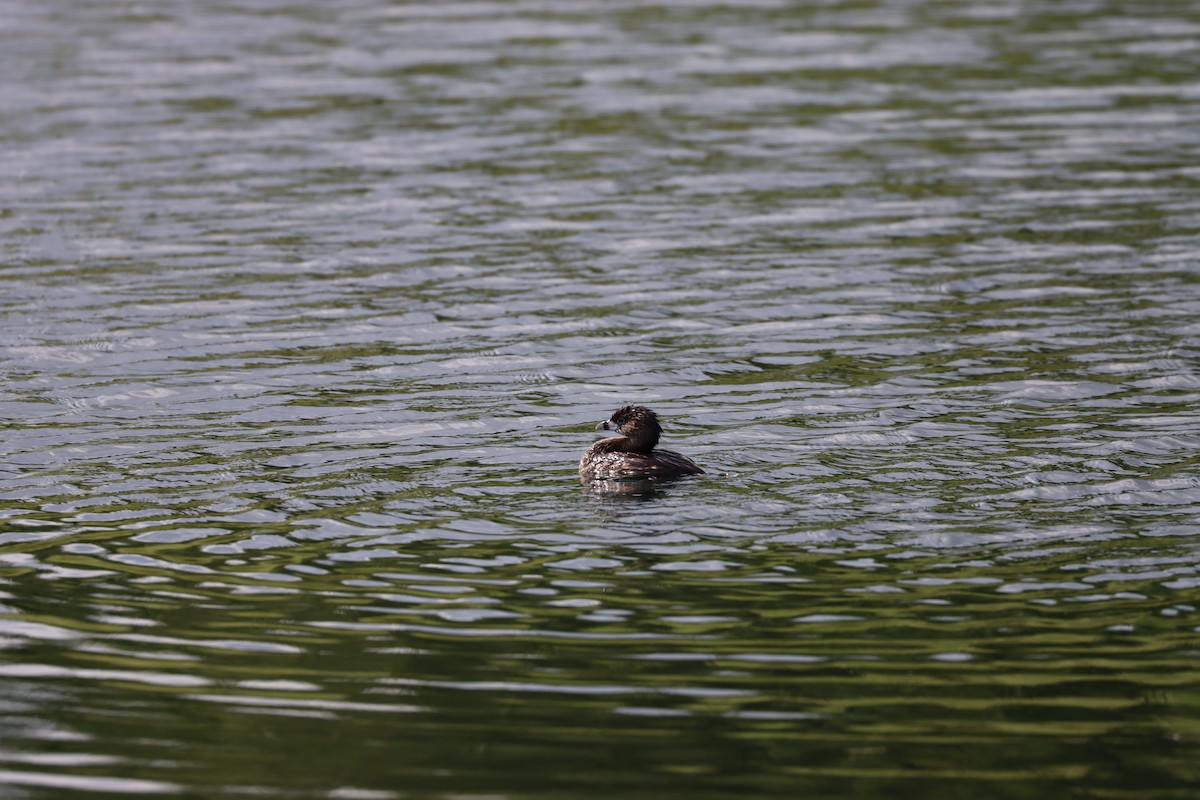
[2,0,1200,797]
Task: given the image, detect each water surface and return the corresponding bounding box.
[2,0,1200,797]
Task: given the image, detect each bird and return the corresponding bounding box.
[579,404,704,483]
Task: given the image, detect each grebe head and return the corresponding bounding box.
[596,405,662,453]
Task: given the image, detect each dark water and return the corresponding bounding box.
[3,0,1200,797]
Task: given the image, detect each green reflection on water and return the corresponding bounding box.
[3,533,1199,796]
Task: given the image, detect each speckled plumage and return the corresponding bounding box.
[579,405,704,482]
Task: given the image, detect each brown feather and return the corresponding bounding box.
[580,405,704,482]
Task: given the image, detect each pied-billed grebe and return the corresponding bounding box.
[579,405,705,482]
